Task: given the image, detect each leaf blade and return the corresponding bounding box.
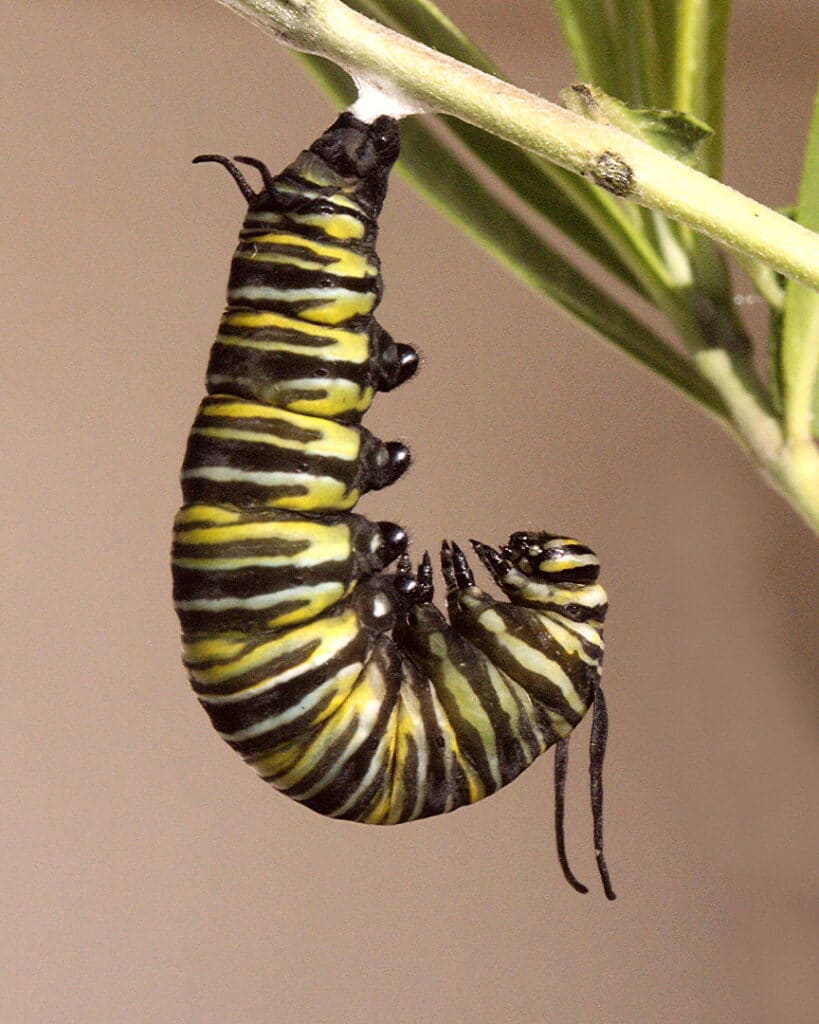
[398,119,724,414]
[673,0,732,178]
[781,85,819,442]
[550,0,622,97]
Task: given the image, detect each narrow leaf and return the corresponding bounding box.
[611,0,662,106]
[398,121,721,414]
[562,83,713,166]
[443,119,648,294]
[780,86,819,442]
[647,0,678,105]
[674,0,732,178]
[550,0,622,98]
[670,1,739,353]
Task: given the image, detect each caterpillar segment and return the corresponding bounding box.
[173,112,614,898]
[180,394,409,511]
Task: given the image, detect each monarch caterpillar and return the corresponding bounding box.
[172,111,615,899]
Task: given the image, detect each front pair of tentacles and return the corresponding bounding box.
[174,112,615,900]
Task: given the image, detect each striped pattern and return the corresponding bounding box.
[173,113,612,895]
[172,504,400,633]
[181,395,405,511]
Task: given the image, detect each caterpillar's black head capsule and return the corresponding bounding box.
[502,532,601,586]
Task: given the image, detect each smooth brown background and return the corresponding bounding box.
[2,2,817,1022]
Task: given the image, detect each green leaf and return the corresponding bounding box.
[397,122,724,416]
[667,2,740,354]
[550,0,622,98]
[767,308,784,414]
[611,0,663,107]
[647,0,678,104]
[298,52,724,417]
[299,52,357,106]
[441,119,653,295]
[561,83,713,167]
[780,86,819,443]
[674,0,732,178]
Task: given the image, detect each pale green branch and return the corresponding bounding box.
[694,347,819,531]
[212,0,819,291]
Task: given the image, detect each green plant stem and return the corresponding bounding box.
[735,255,785,311]
[351,1,665,301]
[299,53,724,416]
[694,347,819,531]
[212,0,819,291]
[352,2,736,376]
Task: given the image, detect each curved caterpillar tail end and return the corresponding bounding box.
[309,113,400,216]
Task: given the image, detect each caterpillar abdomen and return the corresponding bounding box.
[173,113,614,898]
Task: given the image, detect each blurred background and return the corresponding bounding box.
[2,2,817,1021]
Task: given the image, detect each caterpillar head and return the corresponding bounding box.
[502,532,601,586]
[194,115,401,223]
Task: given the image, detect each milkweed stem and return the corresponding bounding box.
[212,0,819,290]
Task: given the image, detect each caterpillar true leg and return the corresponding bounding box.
[173,111,614,898]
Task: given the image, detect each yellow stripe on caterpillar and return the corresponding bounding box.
[194,400,362,460]
[185,607,361,694]
[243,232,377,277]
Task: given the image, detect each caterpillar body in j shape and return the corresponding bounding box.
[172,112,615,899]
